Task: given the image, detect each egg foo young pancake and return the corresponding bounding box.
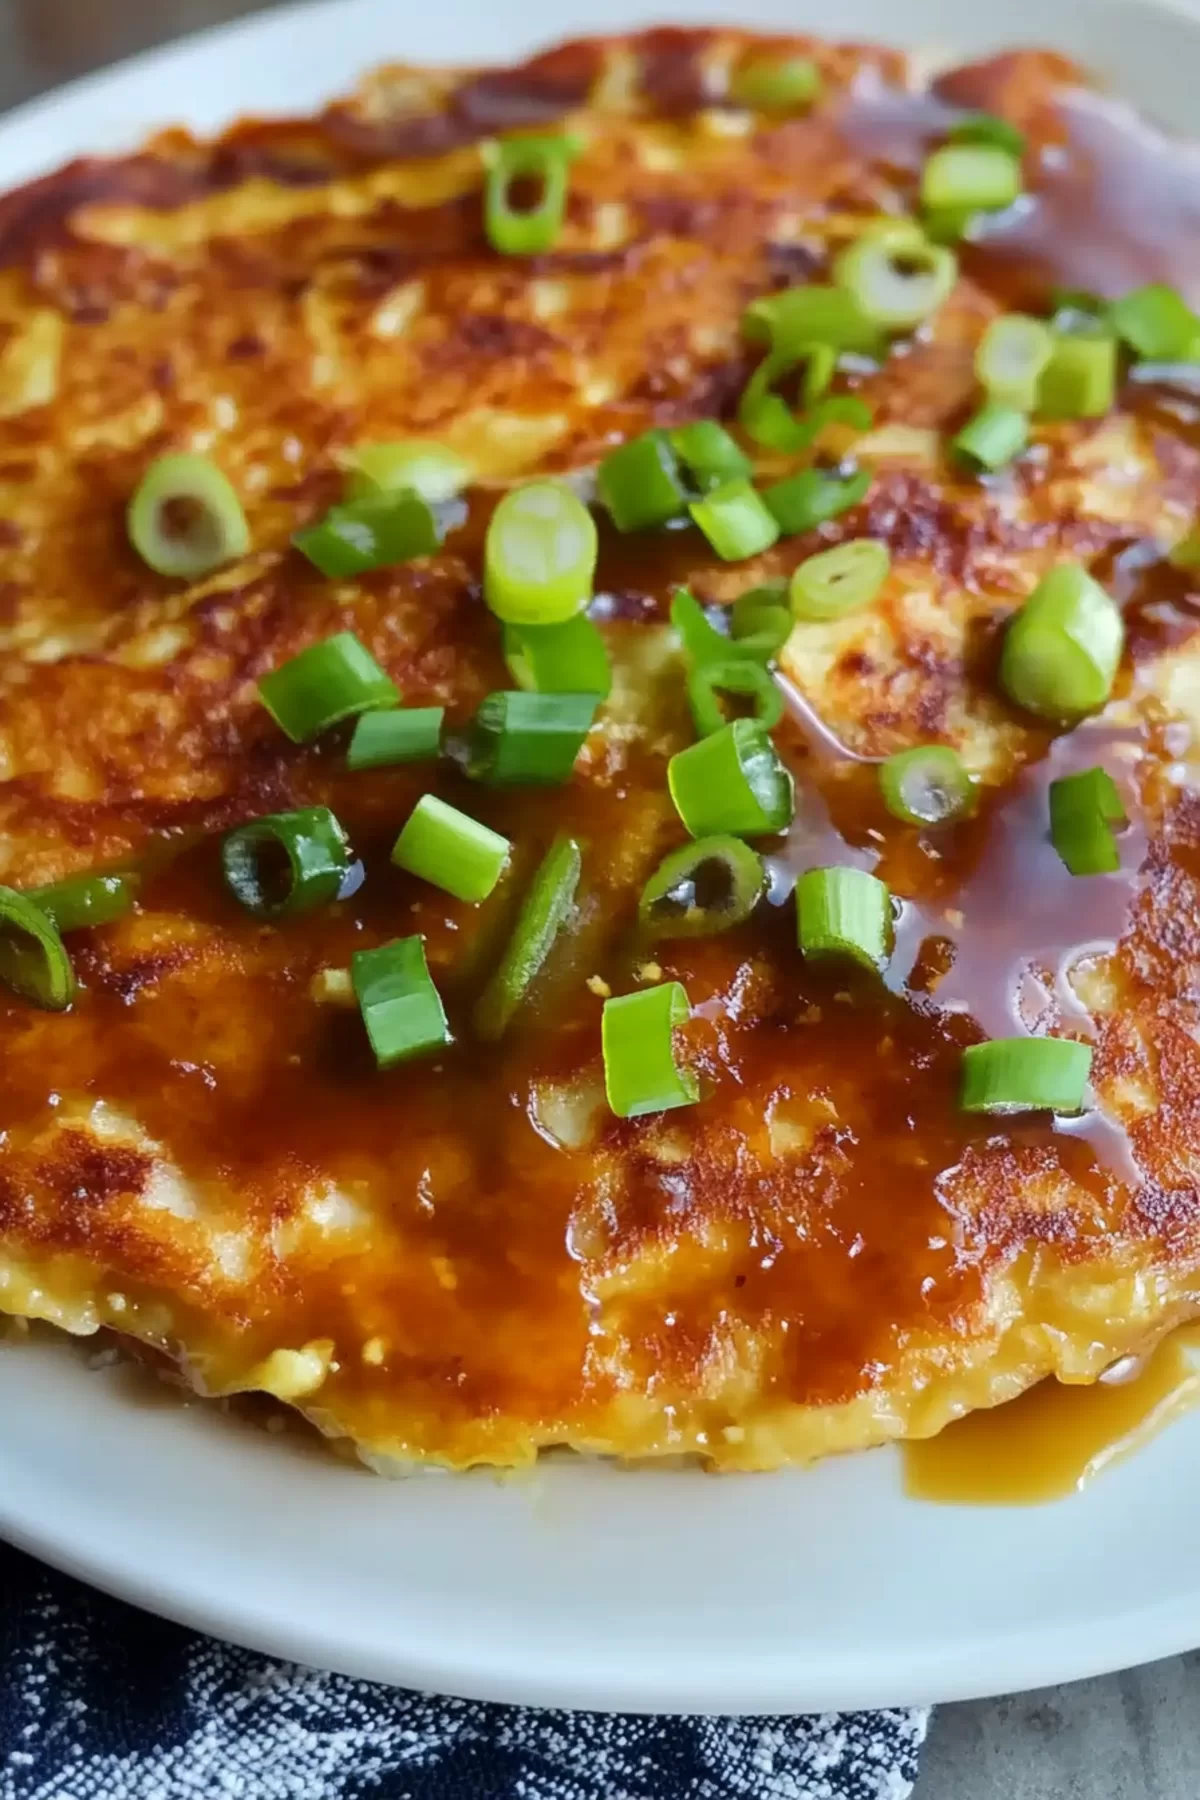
[2,28,1200,1475]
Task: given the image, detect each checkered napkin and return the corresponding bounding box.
[0,1545,928,1799]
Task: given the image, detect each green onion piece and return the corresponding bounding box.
[293,492,441,578]
[1048,766,1125,876]
[344,441,469,504]
[738,346,835,451]
[948,112,1026,157]
[668,420,752,491]
[742,284,884,356]
[790,537,889,620]
[879,746,975,826]
[391,794,510,902]
[1052,289,1109,332]
[484,133,575,256]
[806,394,874,436]
[468,690,599,784]
[484,480,598,624]
[1000,564,1124,722]
[668,718,794,838]
[259,632,398,743]
[731,584,792,658]
[671,588,734,666]
[764,465,871,535]
[921,144,1022,215]
[1036,332,1117,420]
[597,431,686,531]
[474,835,581,1040]
[688,657,783,737]
[222,806,350,920]
[1109,283,1200,362]
[127,453,250,579]
[923,206,976,246]
[834,222,957,331]
[960,1036,1092,1114]
[689,478,780,561]
[952,402,1028,472]
[30,871,138,933]
[602,982,699,1119]
[0,887,75,1010]
[639,835,765,938]
[728,54,822,112]
[352,936,451,1068]
[975,314,1054,411]
[346,706,444,770]
[796,866,891,970]
[503,614,611,695]
[1169,527,1200,571]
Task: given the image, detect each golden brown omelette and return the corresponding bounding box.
[1,26,1200,1472]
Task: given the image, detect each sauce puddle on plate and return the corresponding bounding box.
[904,1326,1200,1505]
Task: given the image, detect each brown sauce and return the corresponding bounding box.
[904,1325,1200,1504]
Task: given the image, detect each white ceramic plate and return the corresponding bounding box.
[3,0,1200,1715]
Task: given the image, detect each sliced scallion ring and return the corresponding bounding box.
[484,480,597,624]
[1036,332,1117,420]
[742,284,884,356]
[503,614,611,695]
[731,584,792,658]
[952,402,1028,473]
[346,706,444,770]
[602,982,698,1118]
[879,746,975,826]
[597,430,687,531]
[0,886,75,1010]
[789,537,889,620]
[30,871,139,933]
[689,478,780,561]
[921,143,1021,215]
[221,806,351,920]
[468,691,599,785]
[1048,766,1125,876]
[668,718,794,838]
[1000,565,1124,721]
[834,220,957,332]
[293,493,441,577]
[1109,283,1200,362]
[728,54,822,112]
[352,936,451,1068]
[960,1036,1092,1113]
[127,453,250,579]
[948,112,1026,158]
[796,866,891,970]
[975,314,1054,411]
[764,465,871,536]
[474,835,582,1040]
[687,657,783,737]
[344,441,469,504]
[738,345,835,450]
[484,133,576,256]
[639,835,765,938]
[668,420,752,491]
[259,632,398,743]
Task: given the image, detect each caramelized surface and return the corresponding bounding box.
[1,29,1200,1469]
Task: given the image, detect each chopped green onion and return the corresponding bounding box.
[975,314,1054,411]
[259,632,398,743]
[1048,766,1125,876]
[474,835,581,1039]
[602,982,699,1118]
[689,478,780,561]
[948,112,1026,157]
[347,706,444,770]
[1036,332,1117,420]
[352,936,451,1068]
[392,794,510,902]
[468,690,599,784]
[639,835,764,938]
[879,746,975,826]
[790,537,889,620]
[834,221,957,331]
[796,866,891,970]
[742,285,884,356]
[127,453,250,579]
[731,583,792,658]
[344,441,469,504]
[960,1036,1092,1113]
[1000,564,1124,721]
[484,480,597,623]
[597,431,686,531]
[1169,527,1200,571]
[222,806,351,919]
[921,143,1021,215]
[484,133,575,256]
[293,492,441,577]
[31,871,138,933]
[668,420,752,490]
[671,587,735,666]
[952,402,1028,472]
[688,657,783,737]
[1051,289,1109,332]
[503,613,611,695]
[738,346,834,450]
[668,718,794,838]
[764,465,871,535]
[0,886,75,1010]
[729,54,821,113]
[923,206,976,246]
[1109,283,1200,362]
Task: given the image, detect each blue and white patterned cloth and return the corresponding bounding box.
[0,1545,929,1799]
